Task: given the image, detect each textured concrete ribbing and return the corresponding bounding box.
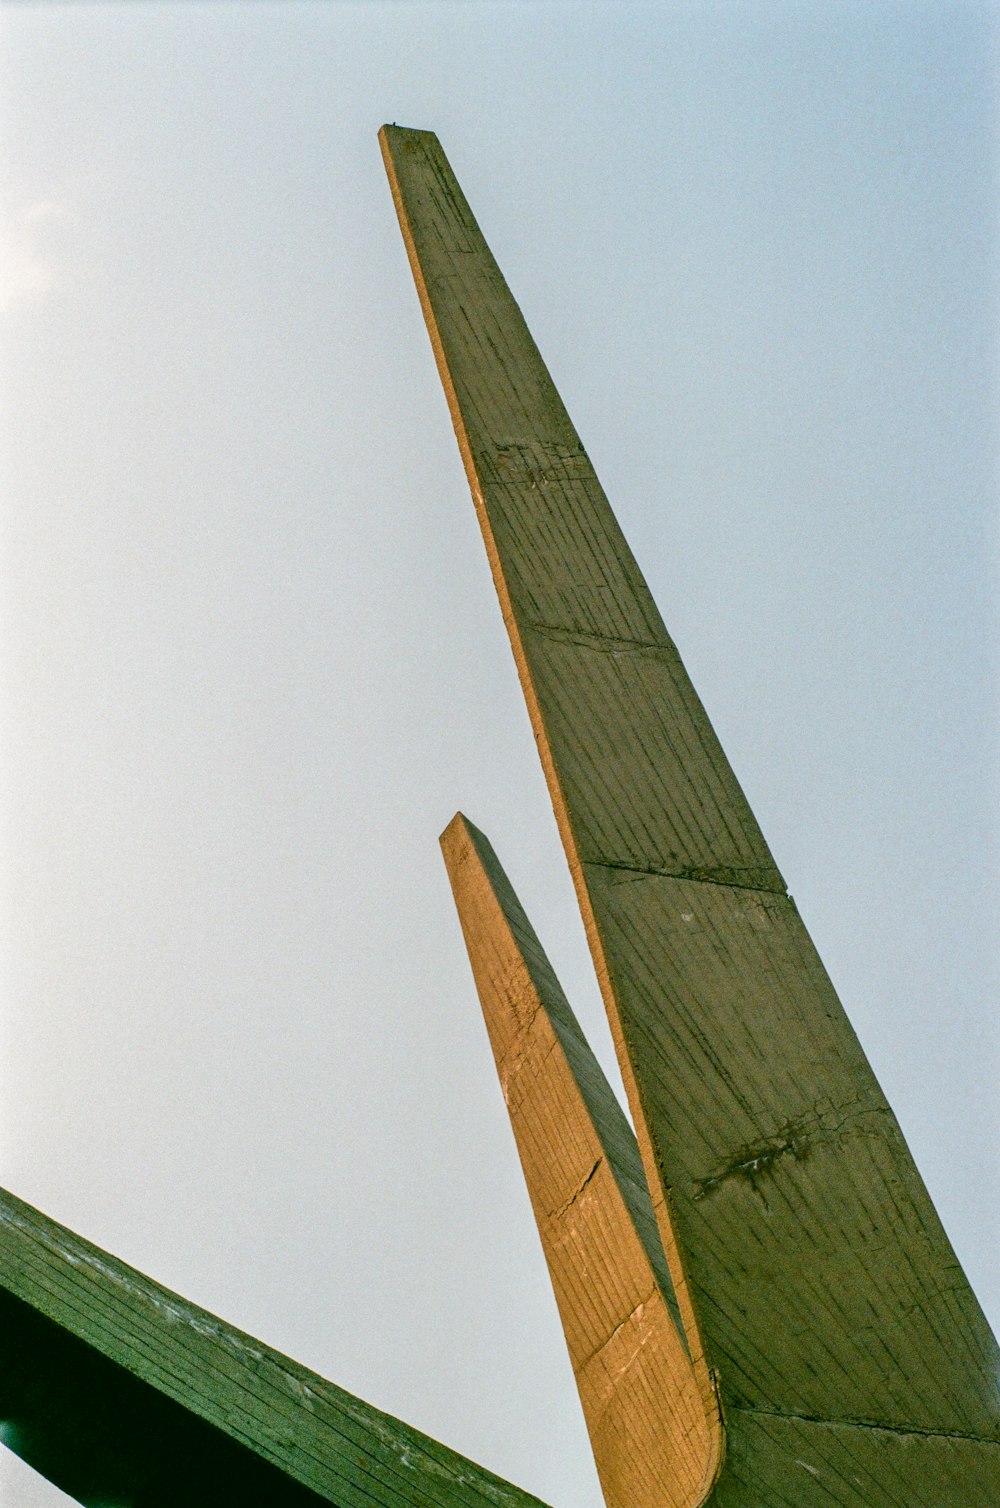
[441,812,720,1506]
[382,123,1000,1505]
[0,1185,551,1506]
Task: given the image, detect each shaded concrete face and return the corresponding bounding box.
[0,1186,551,1507]
[0,1290,330,1508]
[381,124,1000,1504]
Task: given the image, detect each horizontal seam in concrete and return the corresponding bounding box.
[525,622,671,655]
[584,858,788,897]
[732,1404,1000,1448]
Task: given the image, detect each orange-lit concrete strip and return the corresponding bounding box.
[441,813,719,1507]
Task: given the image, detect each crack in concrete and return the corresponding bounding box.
[694,1103,893,1205]
[585,856,787,898]
[551,1157,603,1221]
[733,1402,1000,1449]
[525,621,669,655]
[576,1287,660,1373]
[694,1134,807,1203]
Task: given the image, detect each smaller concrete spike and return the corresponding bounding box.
[440,813,722,1508]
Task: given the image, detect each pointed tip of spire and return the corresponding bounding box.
[439,813,495,890]
[439,809,469,847]
[378,123,440,148]
[439,812,503,883]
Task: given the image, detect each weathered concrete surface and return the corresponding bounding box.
[0,1185,550,1507]
[382,124,1000,1504]
[441,813,720,1507]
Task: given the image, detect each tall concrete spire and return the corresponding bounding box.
[381,123,1000,1504]
[1,125,996,1508]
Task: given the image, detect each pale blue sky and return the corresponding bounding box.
[1,3,997,1504]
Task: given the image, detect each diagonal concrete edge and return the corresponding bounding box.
[0,1184,551,1507]
[441,812,723,1508]
[379,121,726,1423]
[382,122,1000,1499]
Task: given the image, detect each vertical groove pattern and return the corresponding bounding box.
[0,1186,551,1506]
[441,813,721,1506]
[382,123,1000,1504]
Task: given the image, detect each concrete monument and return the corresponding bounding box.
[1,125,996,1507]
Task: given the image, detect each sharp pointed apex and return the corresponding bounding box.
[439,810,492,859]
[439,809,472,854]
[440,808,470,838]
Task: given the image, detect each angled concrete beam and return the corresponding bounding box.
[0,1186,550,1507]
[382,124,1000,1503]
[441,812,719,1507]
